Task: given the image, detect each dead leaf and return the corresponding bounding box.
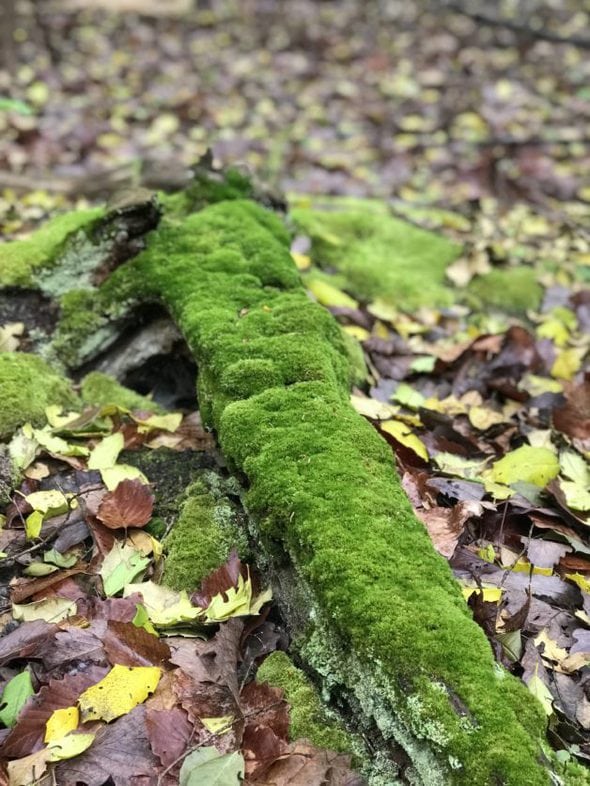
[416,501,482,558]
[97,479,154,529]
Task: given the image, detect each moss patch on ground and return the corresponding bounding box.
[467,266,543,313]
[80,371,162,413]
[162,477,249,591]
[290,198,461,309]
[257,651,355,755]
[0,208,104,288]
[0,352,79,439]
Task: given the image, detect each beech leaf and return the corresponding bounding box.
[45,706,79,742]
[97,479,154,529]
[87,431,124,470]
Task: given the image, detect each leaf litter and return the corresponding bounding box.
[0,401,361,785]
[314,212,590,765]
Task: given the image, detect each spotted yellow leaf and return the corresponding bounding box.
[78,664,161,723]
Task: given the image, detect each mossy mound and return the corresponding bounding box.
[257,651,355,755]
[163,478,249,591]
[80,371,162,413]
[0,352,79,439]
[467,266,543,313]
[290,198,461,309]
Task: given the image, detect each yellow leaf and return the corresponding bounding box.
[132,412,183,434]
[380,420,429,461]
[526,668,553,716]
[44,406,82,430]
[13,597,77,623]
[78,664,161,723]
[490,446,559,487]
[100,464,149,491]
[342,325,370,341]
[461,585,503,603]
[45,706,79,743]
[534,630,568,667]
[203,573,272,623]
[291,252,311,271]
[47,732,95,761]
[123,581,201,627]
[551,347,586,380]
[201,715,234,734]
[350,395,396,420]
[25,510,44,540]
[24,489,70,514]
[468,406,506,431]
[306,278,358,309]
[88,432,124,470]
[565,573,590,594]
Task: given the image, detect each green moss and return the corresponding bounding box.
[467,266,542,313]
[0,352,78,439]
[290,200,461,309]
[341,329,367,386]
[159,166,254,218]
[257,651,354,754]
[163,479,248,591]
[101,197,556,785]
[80,371,162,413]
[29,195,562,783]
[0,209,104,287]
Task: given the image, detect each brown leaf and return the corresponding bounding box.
[10,566,86,604]
[1,667,108,758]
[55,704,158,786]
[36,625,106,670]
[252,741,364,786]
[97,479,154,529]
[145,706,193,768]
[103,621,171,667]
[240,681,289,742]
[192,550,246,609]
[522,538,571,570]
[243,723,287,779]
[416,501,482,558]
[552,376,590,445]
[0,621,57,666]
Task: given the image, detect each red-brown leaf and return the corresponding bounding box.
[96,479,154,529]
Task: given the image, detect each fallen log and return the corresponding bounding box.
[0,170,585,785]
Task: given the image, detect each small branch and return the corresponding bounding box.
[442,2,590,50]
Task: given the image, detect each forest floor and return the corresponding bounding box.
[0,0,590,782]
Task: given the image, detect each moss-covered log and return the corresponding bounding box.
[0,180,585,785]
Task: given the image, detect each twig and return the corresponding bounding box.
[442,2,590,50]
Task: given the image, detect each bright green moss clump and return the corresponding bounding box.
[291,200,461,309]
[467,266,542,313]
[163,479,248,591]
[0,208,103,287]
[98,198,561,785]
[257,651,354,755]
[0,352,78,439]
[80,371,162,413]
